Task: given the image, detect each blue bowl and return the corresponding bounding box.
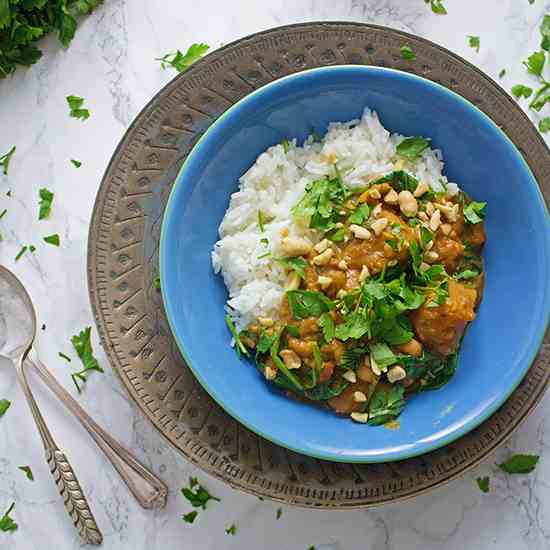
[160,66,550,463]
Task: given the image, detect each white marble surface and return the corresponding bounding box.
[0,1,549,549]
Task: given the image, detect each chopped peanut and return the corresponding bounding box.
[414,181,429,197]
[312,248,333,265]
[280,349,302,370]
[371,217,389,236]
[398,190,418,217]
[349,224,372,240]
[280,236,312,257]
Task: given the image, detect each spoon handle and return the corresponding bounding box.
[15,360,103,545]
[27,358,168,509]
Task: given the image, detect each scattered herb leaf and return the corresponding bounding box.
[463,201,487,224]
[276,256,307,279]
[15,246,27,261]
[70,159,82,168]
[281,139,290,153]
[396,137,430,161]
[18,466,34,481]
[58,352,71,362]
[511,84,533,99]
[38,188,54,220]
[225,524,237,536]
[540,14,550,51]
[66,95,90,120]
[425,0,447,14]
[498,454,539,474]
[400,44,416,60]
[0,502,17,533]
[224,315,249,358]
[181,476,220,509]
[539,117,550,133]
[70,327,104,393]
[0,146,15,175]
[287,290,334,320]
[182,510,198,524]
[467,35,480,53]
[276,508,282,520]
[258,210,265,232]
[157,43,209,72]
[476,476,490,493]
[0,399,10,418]
[154,276,161,290]
[368,385,406,425]
[0,209,6,220]
[524,51,546,77]
[43,234,60,246]
[499,69,506,78]
[319,312,335,343]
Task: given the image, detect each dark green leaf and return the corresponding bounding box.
[523,51,545,76]
[455,269,479,280]
[181,477,220,509]
[43,233,60,246]
[0,145,15,175]
[71,159,82,168]
[349,203,370,224]
[539,117,550,133]
[224,315,249,358]
[0,209,5,219]
[511,84,533,99]
[269,331,304,391]
[29,245,36,253]
[499,69,506,78]
[303,379,349,401]
[70,327,103,393]
[38,188,54,219]
[18,466,34,481]
[256,330,277,354]
[0,399,10,417]
[318,312,335,342]
[463,201,487,224]
[427,0,447,14]
[182,510,198,524]
[368,385,406,425]
[0,502,17,532]
[157,43,209,72]
[287,290,334,320]
[530,83,550,111]
[400,44,416,60]
[476,476,490,493]
[58,352,71,362]
[66,95,90,120]
[57,10,77,47]
[285,325,300,338]
[276,256,307,279]
[15,245,27,261]
[498,454,539,474]
[225,524,237,535]
[154,276,160,290]
[335,311,370,341]
[372,171,419,193]
[396,137,430,160]
[467,35,480,52]
[369,342,397,369]
[276,508,282,519]
[340,347,367,370]
[419,351,458,390]
[540,15,550,51]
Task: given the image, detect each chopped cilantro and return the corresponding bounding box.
[0,209,5,219]
[260,237,269,247]
[258,210,266,232]
[368,385,406,425]
[183,510,198,523]
[0,502,17,533]
[463,201,487,224]
[29,245,36,253]
[541,15,550,51]
[400,44,416,60]
[225,524,237,536]
[157,43,209,72]
[319,312,335,343]
[335,311,370,341]
[15,246,27,261]
[455,269,479,280]
[349,203,370,224]
[276,508,282,519]
[530,83,550,111]
[370,342,398,370]
[511,84,533,99]
[467,36,480,53]
[524,51,546,77]
[0,399,11,418]
[154,276,161,290]
[476,476,489,493]
[70,159,82,168]
[18,466,34,481]
[256,330,278,354]
[275,256,307,279]
[499,69,506,78]
[66,95,90,120]
[372,171,419,193]
[0,146,15,175]
[396,137,430,161]
[181,476,220,509]
[285,325,300,338]
[498,454,539,474]
[43,234,60,246]
[287,290,334,320]
[224,315,249,358]
[425,0,447,14]
[38,188,54,220]
[70,327,104,393]
[58,352,71,362]
[539,117,550,133]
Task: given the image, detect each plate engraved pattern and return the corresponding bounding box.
[88,23,550,507]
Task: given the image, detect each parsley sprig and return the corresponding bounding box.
[0,146,15,175]
[70,327,104,393]
[157,43,209,72]
[180,476,220,524]
[0,502,17,532]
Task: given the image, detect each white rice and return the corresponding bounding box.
[211,108,459,330]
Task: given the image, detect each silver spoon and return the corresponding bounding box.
[0,266,102,545]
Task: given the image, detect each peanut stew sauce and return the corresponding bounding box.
[242,177,485,424]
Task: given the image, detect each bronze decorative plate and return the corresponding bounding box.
[88,22,549,507]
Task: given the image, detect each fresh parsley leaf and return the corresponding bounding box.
[498,454,539,474]
[70,159,82,168]
[276,508,282,519]
[18,466,34,481]
[58,352,71,362]
[225,524,237,536]
[38,188,54,220]
[70,327,104,393]
[307,546,316,550]
[285,325,300,338]
[499,69,506,78]
[286,290,334,320]
[455,269,479,280]
[181,477,220,509]
[419,226,433,249]
[400,44,416,60]
[66,95,90,120]
[183,510,198,523]
[270,330,304,392]
[43,233,60,246]
[319,312,335,343]
[476,476,489,493]
[349,203,370,224]
[224,315,249,358]
[425,0,447,14]
[467,36,480,53]
[372,171,419,193]
[396,137,430,161]
[0,502,17,532]
[335,311,370,341]
[539,117,550,133]
[369,342,397,369]
[0,399,10,418]
[463,201,487,224]
[275,256,307,279]
[157,43,209,72]
[255,329,277,355]
[15,245,27,261]
[524,51,546,76]
[340,347,367,370]
[368,385,406,425]
[530,83,550,111]
[540,14,550,51]
[29,245,36,253]
[0,146,15,175]
[154,276,161,290]
[511,84,533,99]
[326,227,346,242]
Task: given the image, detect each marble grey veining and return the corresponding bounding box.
[0,1,549,549]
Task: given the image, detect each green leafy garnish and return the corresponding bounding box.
[498,454,539,474]
[476,476,489,493]
[425,0,447,14]
[224,315,249,358]
[372,170,419,194]
[400,44,416,60]
[369,342,398,370]
[499,69,506,78]
[281,139,290,153]
[0,209,6,220]
[276,257,307,279]
[58,352,71,362]
[154,276,161,290]
[539,117,550,133]
[349,203,370,224]
[368,385,406,425]
[257,251,271,260]
[183,510,198,523]
[335,312,370,341]
[276,508,282,519]
[15,245,27,261]
[70,159,82,168]
[285,325,300,338]
[540,14,550,51]
[340,347,367,370]
[0,399,11,418]
[258,210,265,232]
[38,188,54,220]
[0,502,17,533]
[511,84,533,99]
[225,524,237,535]
[0,146,15,175]
[524,51,546,76]
[455,269,479,280]
[157,43,209,72]
[287,290,334,320]
[269,331,303,391]
[66,95,90,120]
[396,137,430,161]
[182,476,220,509]
[70,327,104,393]
[467,36,480,53]
[256,330,278,354]
[18,466,34,481]
[463,201,487,224]
[318,312,335,343]
[43,234,60,246]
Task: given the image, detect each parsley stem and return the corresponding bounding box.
[529,82,550,110]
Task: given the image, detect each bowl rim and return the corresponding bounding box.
[160,64,550,463]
